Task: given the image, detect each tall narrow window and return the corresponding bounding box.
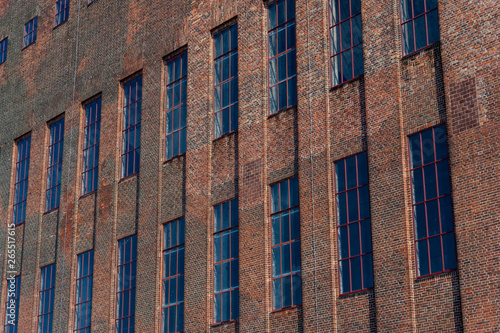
[401,0,440,55]
[214,25,238,138]
[165,53,187,160]
[162,219,185,333]
[4,276,21,333]
[82,98,101,195]
[74,250,94,333]
[54,0,70,27]
[23,17,37,48]
[409,125,456,277]
[329,0,364,86]
[38,264,56,333]
[13,135,31,225]
[271,178,301,310]
[268,0,297,115]
[213,199,239,323]
[121,76,142,178]
[334,152,373,294]
[46,118,65,212]
[0,38,8,65]
[116,235,137,333]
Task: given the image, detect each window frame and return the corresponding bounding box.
[267,0,297,115]
[54,0,70,27]
[400,0,440,56]
[161,218,185,333]
[0,37,8,65]
[23,17,38,49]
[115,234,137,333]
[45,117,65,213]
[328,0,364,88]
[120,74,142,179]
[270,177,302,311]
[165,51,188,162]
[12,134,31,226]
[212,198,239,324]
[81,97,101,196]
[334,152,374,295]
[38,264,56,333]
[213,24,238,139]
[74,250,94,333]
[4,275,21,333]
[408,124,457,278]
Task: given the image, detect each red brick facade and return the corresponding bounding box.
[0,0,498,332]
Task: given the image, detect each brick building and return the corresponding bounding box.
[0,0,498,332]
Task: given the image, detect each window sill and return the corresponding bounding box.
[53,20,68,30]
[339,287,373,299]
[213,130,237,143]
[271,304,301,314]
[14,222,25,228]
[43,207,59,216]
[212,319,237,328]
[119,172,139,184]
[401,41,440,61]
[164,152,186,165]
[79,190,96,200]
[22,41,36,51]
[268,104,297,120]
[330,74,363,91]
[415,268,456,282]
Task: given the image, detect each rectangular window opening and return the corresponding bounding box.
[38,264,56,333]
[13,135,31,225]
[74,250,94,333]
[116,235,137,333]
[334,152,374,294]
[121,76,142,178]
[162,219,185,333]
[46,118,65,212]
[82,98,101,195]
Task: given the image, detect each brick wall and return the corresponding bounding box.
[0,0,498,332]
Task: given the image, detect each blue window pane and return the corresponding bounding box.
[231,289,239,320]
[273,279,282,310]
[414,15,427,50]
[427,10,440,45]
[353,44,364,78]
[414,203,427,239]
[231,258,239,288]
[358,186,370,220]
[282,243,291,275]
[424,164,437,200]
[347,189,358,222]
[436,160,450,196]
[442,233,456,271]
[417,239,429,276]
[349,222,360,256]
[402,21,414,55]
[360,219,372,253]
[337,192,347,225]
[287,76,297,107]
[272,215,280,246]
[350,256,362,291]
[272,247,281,277]
[290,208,300,240]
[401,0,412,21]
[362,253,373,289]
[291,241,301,272]
[439,196,454,233]
[341,20,351,51]
[281,211,290,243]
[412,168,424,203]
[429,236,443,273]
[339,259,350,294]
[426,199,440,236]
[339,225,349,259]
[292,273,301,305]
[282,275,292,308]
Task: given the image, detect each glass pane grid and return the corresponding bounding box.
[166,53,188,160]
[329,0,364,86]
[121,77,142,178]
[55,0,70,26]
[38,264,56,333]
[116,235,137,333]
[335,153,373,294]
[162,219,185,333]
[74,250,94,332]
[82,99,101,195]
[13,136,31,225]
[271,178,301,310]
[409,126,456,277]
[214,25,238,139]
[23,17,37,47]
[4,276,21,332]
[46,118,65,212]
[0,38,8,64]
[401,0,439,55]
[213,199,239,323]
[268,0,297,114]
